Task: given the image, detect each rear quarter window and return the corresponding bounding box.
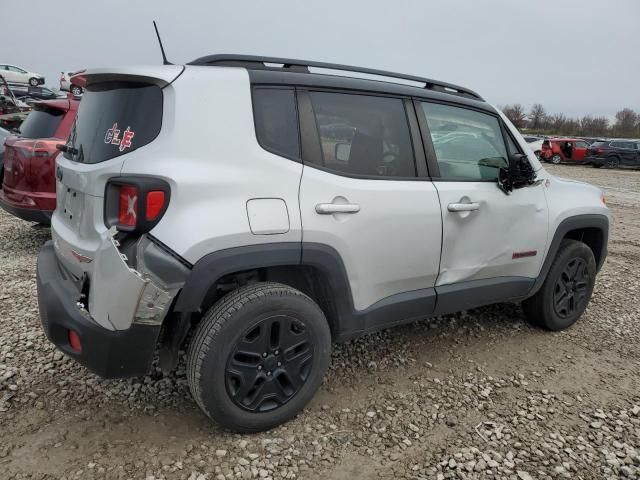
[65,81,162,164]
[19,105,65,139]
[252,88,300,160]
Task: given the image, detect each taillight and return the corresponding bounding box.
[118,185,138,227]
[146,191,165,221]
[32,141,51,158]
[105,177,170,233]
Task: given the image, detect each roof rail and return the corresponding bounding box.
[188,54,484,101]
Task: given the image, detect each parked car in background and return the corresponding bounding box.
[522,136,544,159]
[0,64,45,86]
[541,138,590,164]
[0,99,78,223]
[0,126,10,185]
[59,71,83,96]
[586,140,640,168]
[11,85,59,102]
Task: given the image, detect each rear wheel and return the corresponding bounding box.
[28,77,39,86]
[605,156,620,169]
[551,154,562,164]
[70,85,82,96]
[187,282,331,432]
[523,239,596,331]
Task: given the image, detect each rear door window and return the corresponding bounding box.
[65,81,162,164]
[18,104,65,138]
[308,91,417,178]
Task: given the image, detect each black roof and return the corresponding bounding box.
[188,54,484,103]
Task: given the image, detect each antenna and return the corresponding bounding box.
[153,21,172,65]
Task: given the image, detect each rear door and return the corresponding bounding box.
[416,100,548,292]
[297,90,442,327]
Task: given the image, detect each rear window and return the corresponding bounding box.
[18,105,65,139]
[65,81,162,164]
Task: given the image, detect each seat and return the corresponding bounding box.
[348,127,383,176]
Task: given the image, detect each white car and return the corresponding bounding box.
[37,57,610,433]
[0,64,45,86]
[523,135,544,159]
[59,71,83,96]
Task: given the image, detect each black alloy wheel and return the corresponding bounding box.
[552,257,590,319]
[225,314,313,412]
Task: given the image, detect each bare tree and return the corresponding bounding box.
[528,104,546,130]
[613,108,639,137]
[549,113,566,132]
[502,104,527,128]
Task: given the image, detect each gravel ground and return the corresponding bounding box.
[1,164,639,480]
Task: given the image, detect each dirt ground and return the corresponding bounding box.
[1,164,639,480]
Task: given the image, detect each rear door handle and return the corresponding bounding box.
[447,202,480,212]
[315,203,360,214]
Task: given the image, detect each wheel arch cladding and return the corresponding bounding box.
[172,242,352,338]
[528,214,609,298]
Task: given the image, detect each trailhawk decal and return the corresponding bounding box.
[104,123,135,152]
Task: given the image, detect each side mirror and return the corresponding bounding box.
[334,143,351,162]
[499,153,536,195]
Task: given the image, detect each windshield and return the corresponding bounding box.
[65,81,162,164]
[18,105,65,138]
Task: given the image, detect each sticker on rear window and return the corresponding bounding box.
[104,123,135,152]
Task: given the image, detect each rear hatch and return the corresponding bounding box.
[52,67,182,279]
[2,103,67,195]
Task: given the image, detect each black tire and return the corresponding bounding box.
[28,77,39,86]
[523,239,596,331]
[605,156,620,169]
[551,154,562,164]
[187,282,331,433]
[70,85,82,96]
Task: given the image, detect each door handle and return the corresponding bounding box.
[315,203,360,214]
[447,202,480,212]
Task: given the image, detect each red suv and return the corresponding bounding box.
[0,99,78,223]
[540,138,589,164]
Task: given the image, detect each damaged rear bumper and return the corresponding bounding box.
[36,241,162,378]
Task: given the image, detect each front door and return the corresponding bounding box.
[417,101,548,288]
[298,90,442,318]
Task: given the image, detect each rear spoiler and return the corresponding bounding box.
[71,66,185,89]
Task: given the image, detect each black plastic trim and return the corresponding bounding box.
[434,277,534,315]
[172,242,563,342]
[527,214,609,298]
[173,243,302,312]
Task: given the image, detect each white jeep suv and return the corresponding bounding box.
[37,56,610,432]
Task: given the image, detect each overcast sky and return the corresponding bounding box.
[3,0,639,118]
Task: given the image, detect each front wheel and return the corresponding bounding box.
[70,85,82,96]
[551,154,562,164]
[187,282,331,432]
[523,239,596,331]
[28,77,39,86]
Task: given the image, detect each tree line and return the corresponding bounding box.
[501,104,640,139]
